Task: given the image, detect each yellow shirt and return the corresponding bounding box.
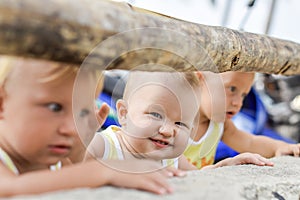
[184,121,224,169]
[100,125,179,168]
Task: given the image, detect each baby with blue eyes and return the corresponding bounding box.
[85,70,201,169]
[86,70,277,171]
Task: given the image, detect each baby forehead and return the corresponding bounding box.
[131,71,185,79]
[128,83,182,99]
[126,72,194,90]
[127,80,196,100]
[124,71,200,105]
[128,82,200,112]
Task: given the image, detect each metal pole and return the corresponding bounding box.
[265,0,278,34]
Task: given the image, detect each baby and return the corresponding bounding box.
[86,70,273,170]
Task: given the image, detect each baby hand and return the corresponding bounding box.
[103,159,178,195]
[275,143,300,157]
[164,166,186,177]
[205,153,274,169]
[227,152,274,166]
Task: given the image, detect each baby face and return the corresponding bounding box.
[221,72,254,119]
[0,63,78,169]
[119,82,199,160]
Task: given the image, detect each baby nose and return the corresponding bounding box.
[159,123,175,137]
[232,96,243,108]
[59,117,77,137]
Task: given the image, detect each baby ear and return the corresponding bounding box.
[116,99,128,126]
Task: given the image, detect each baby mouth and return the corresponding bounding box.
[49,145,71,155]
[149,138,170,146]
[226,111,236,118]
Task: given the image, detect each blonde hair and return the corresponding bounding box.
[0,55,104,97]
[0,55,79,83]
[0,57,14,84]
[123,69,200,101]
[183,71,200,88]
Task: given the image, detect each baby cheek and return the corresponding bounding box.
[134,118,153,129]
[174,131,190,152]
[126,117,161,138]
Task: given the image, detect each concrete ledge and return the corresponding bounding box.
[10,156,300,200]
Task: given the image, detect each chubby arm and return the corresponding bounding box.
[0,159,176,197]
[222,119,300,158]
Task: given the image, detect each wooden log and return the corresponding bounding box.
[0,0,299,75]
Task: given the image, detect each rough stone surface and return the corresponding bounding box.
[9,156,300,200]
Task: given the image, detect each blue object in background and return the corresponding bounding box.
[96,92,120,129]
[215,87,295,163]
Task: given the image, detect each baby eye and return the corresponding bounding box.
[175,122,189,129]
[79,108,90,118]
[47,103,62,112]
[229,86,237,93]
[149,112,162,119]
